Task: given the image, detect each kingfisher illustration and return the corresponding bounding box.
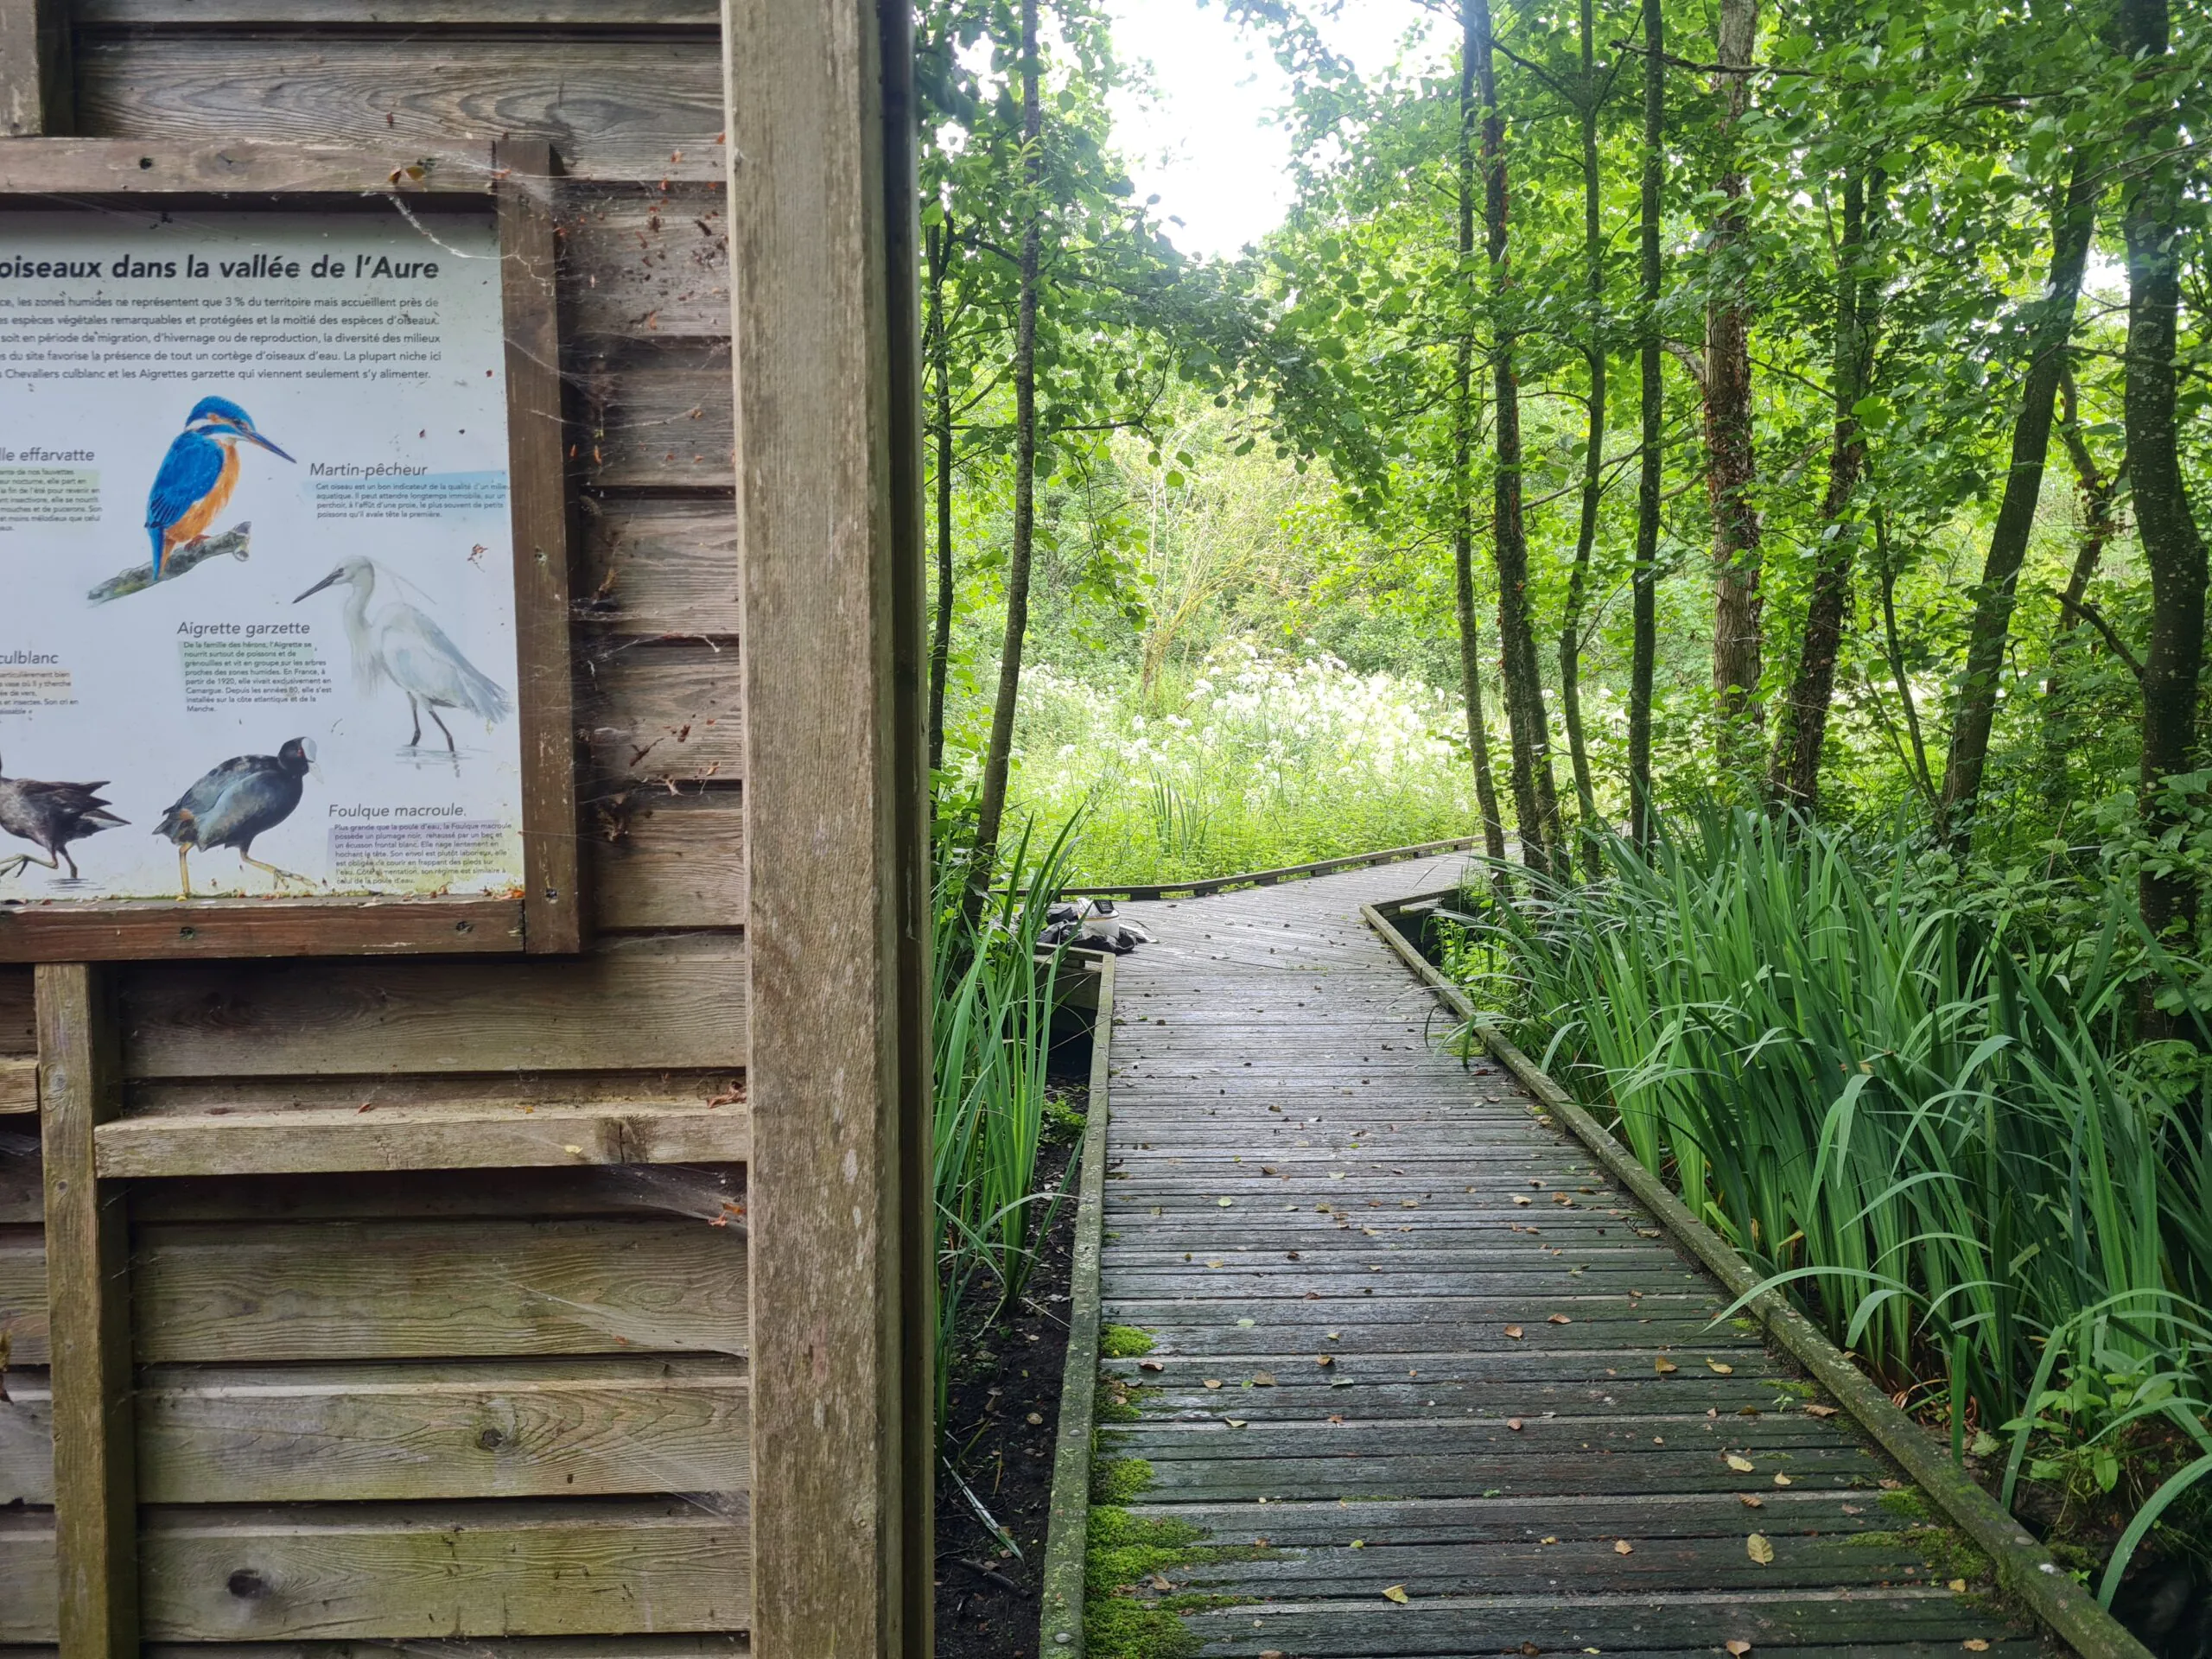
[143,397,294,580]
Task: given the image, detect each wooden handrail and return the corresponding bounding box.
[1055,835,1484,901]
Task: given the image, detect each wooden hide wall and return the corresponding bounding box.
[0,1,760,1650]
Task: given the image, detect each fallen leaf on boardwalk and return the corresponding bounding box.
[1217,1197,1234,1207]
[1804,1403,1840,1418]
[1259,1651,1286,1659]
[1206,1260,1224,1268]
[1746,1534,1775,1565]
[1287,1250,1300,1261]
[1738,1494,1764,1509]
[1237,1318,1256,1328]
[1149,1573,1173,1591]
[1707,1360,1734,1375]
[1316,1354,1334,1367]
[1654,1357,1679,1374]
[1138,1359,1164,1371]
[1504,1325,1525,1339]
[1507,1418,1524,1431]
[1548,1314,1573,1325]
[1514,1196,1533,1206]
[1772,1473,1792,1486]
[1224,1418,1248,1427]
[1251,1372,1277,1386]
[1026,1412,1044,1425]
[1726,1642,1752,1656]
[1963,1643,1990,1653]
[1540,1536,1558,1545]
[1204,1378,1222,1389]
[1327,1331,1341,1339]
[1726,1454,1755,1472]
[1614,1539,1634,1554]
[1382,1584,1410,1604]
[1350,1538,1364,1548]
[1948,1579,1968,1593]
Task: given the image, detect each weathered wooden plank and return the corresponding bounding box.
[74,39,723,182]
[576,498,740,637]
[563,190,731,343]
[0,137,505,195]
[95,1098,749,1178]
[0,1232,48,1363]
[1117,1446,1882,1500]
[136,1358,747,1502]
[37,964,138,1657]
[130,1160,745,1224]
[0,1510,58,1643]
[582,644,745,787]
[588,788,746,931]
[119,933,746,1077]
[0,1058,32,1115]
[137,1644,750,1659]
[80,0,720,24]
[0,897,525,965]
[500,137,584,957]
[136,1502,748,1640]
[0,1368,50,1505]
[0,1146,37,1224]
[725,0,934,1650]
[134,1217,747,1363]
[575,346,734,489]
[0,0,70,135]
[0,969,31,1054]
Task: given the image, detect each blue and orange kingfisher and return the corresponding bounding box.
[143,397,295,579]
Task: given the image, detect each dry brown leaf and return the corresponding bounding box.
[1726,1454,1755,1473]
[1507,1418,1524,1431]
[1504,1325,1526,1340]
[1948,1579,1968,1593]
[1316,1354,1334,1367]
[1726,1642,1752,1656]
[1738,1493,1764,1509]
[1252,1372,1277,1387]
[1224,1418,1248,1427]
[1746,1533,1775,1566]
[1772,1472,1793,1487]
[1614,1539,1634,1555]
[1548,1313,1573,1325]
[1707,1359,1734,1375]
[1382,1584,1410,1605]
[1804,1403,1840,1418]
[1203,1378,1223,1389]
[1138,1359,1165,1372]
[1962,1643,1990,1654]
[1513,1195,1533,1206]
[1654,1357,1679,1374]
[1149,1573,1173,1592]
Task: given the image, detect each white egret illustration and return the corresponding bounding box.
[296,556,512,753]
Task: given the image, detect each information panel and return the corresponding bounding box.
[0,209,524,903]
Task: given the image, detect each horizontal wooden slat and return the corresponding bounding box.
[8,1501,749,1643]
[0,1510,58,1643]
[97,1098,748,1177]
[0,1147,36,1225]
[77,38,723,182]
[135,1217,747,1362]
[137,1643,750,1658]
[131,1161,745,1224]
[80,0,720,24]
[564,189,730,342]
[0,970,33,1055]
[0,137,506,195]
[137,1358,746,1502]
[0,897,524,965]
[120,933,746,1077]
[584,645,744,786]
[0,1233,46,1364]
[578,352,734,490]
[0,1370,49,1506]
[577,498,739,636]
[0,1058,31,1115]
[588,789,746,930]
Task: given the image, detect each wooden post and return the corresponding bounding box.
[0,0,71,137]
[722,0,932,1655]
[38,963,138,1658]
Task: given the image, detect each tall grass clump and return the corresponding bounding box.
[931,814,1081,1449]
[1005,642,1483,884]
[1448,810,2212,1597]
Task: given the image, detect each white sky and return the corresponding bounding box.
[1104,0,1444,260]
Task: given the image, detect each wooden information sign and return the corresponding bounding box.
[0,140,578,959]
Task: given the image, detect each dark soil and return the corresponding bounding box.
[934,1082,1086,1659]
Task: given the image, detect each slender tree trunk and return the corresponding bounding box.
[2038,367,2122,788]
[1454,32,1508,864]
[1769,168,1879,814]
[1628,0,1662,849]
[2118,0,2208,950]
[1936,162,2099,842]
[1704,0,1762,767]
[1470,0,1559,877]
[925,217,957,775]
[1557,0,1605,874]
[971,0,1042,889]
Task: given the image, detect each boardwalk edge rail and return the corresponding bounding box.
[1363,893,2155,1659]
[1040,952,1116,1654]
[1058,835,1488,902]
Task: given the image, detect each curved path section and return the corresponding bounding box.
[1097,857,2040,1657]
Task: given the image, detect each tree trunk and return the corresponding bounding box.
[2119,0,2208,950]
[1469,0,1559,878]
[1454,30,1508,865]
[1628,0,1662,849]
[970,0,1043,889]
[1936,162,2099,841]
[925,216,956,775]
[1704,0,1762,764]
[1768,168,1879,815]
[2038,367,2123,786]
[1557,0,1605,875]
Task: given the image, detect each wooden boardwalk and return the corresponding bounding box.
[1096,858,2041,1658]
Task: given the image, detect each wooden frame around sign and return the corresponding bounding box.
[0,137,581,960]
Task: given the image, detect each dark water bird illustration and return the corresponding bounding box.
[0,754,125,882]
[296,556,512,753]
[156,737,316,899]
[145,396,294,579]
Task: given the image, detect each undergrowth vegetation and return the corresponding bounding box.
[1444,810,2212,1599]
